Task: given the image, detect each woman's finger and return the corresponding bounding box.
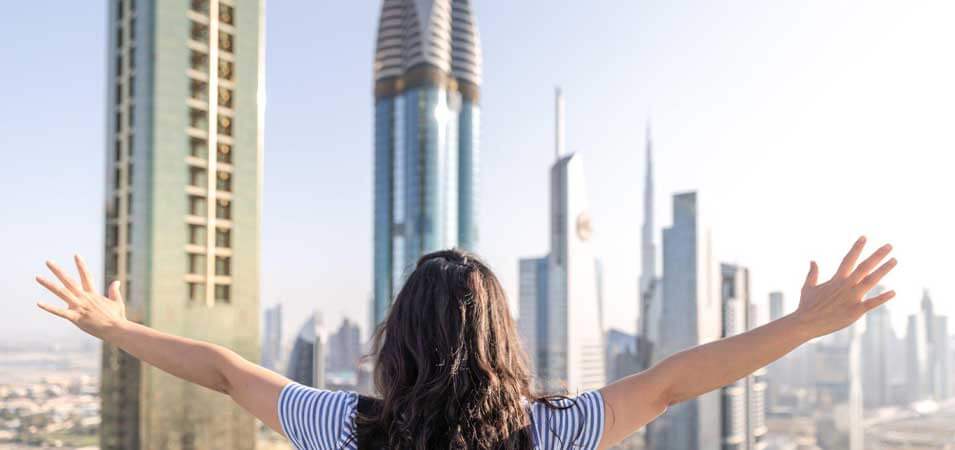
[860,290,897,313]
[857,258,898,293]
[849,244,892,282]
[37,302,80,322]
[802,261,819,289]
[74,255,95,292]
[45,260,84,296]
[108,280,123,302]
[36,276,80,307]
[836,236,867,278]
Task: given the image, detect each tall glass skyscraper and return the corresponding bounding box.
[372,0,483,327]
[101,1,263,448]
[648,192,722,450]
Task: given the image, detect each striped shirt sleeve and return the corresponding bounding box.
[278,382,359,450]
[529,390,606,450]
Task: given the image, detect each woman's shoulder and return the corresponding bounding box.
[278,383,360,450]
[527,391,605,450]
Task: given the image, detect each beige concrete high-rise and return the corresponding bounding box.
[100,1,264,448]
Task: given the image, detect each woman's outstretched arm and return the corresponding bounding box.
[35,256,290,434]
[597,237,898,450]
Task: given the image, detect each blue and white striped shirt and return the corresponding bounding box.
[278,383,605,450]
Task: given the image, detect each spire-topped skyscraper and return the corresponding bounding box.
[517,89,605,393]
[372,0,483,327]
[638,121,662,367]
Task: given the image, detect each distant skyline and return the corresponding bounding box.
[4,1,954,341]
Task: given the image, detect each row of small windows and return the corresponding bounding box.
[188,79,235,109]
[189,138,233,163]
[188,108,234,136]
[187,224,231,247]
[186,254,231,276]
[187,195,232,220]
[190,0,235,26]
[187,282,231,303]
[187,166,232,192]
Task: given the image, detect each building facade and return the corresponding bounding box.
[286,312,327,389]
[647,192,722,450]
[720,264,768,450]
[814,325,863,450]
[100,1,263,448]
[262,303,283,372]
[861,286,894,408]
[372,0,483,327]
[327,318,362,374]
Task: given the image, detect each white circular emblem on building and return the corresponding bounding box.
[576,212,592,241]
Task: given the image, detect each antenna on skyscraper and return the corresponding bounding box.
[555,86,565,160]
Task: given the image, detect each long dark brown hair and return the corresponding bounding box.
[357,249,562,449]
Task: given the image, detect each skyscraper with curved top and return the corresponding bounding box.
[372,0,483,326]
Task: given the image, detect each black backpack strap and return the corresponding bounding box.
[355,395,384,449]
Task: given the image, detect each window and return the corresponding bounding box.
[218,86,233,108]
[129,47,136,69]
[128,164,134,187]
[188,195,206,216]
[188,224,206,245]
[215,228,231,248]
[190,50,208,71]
[107,252,119,276]
[187,253,205,275]
[219,4,234,25]
[217,143,232,163]
[129,19,136,41]
[216,199,231,220]
[127,193,133,214]
[190,79,208,101]
[216,171,231,192]
[190,20,208,42]
[218,31,233,52]
[115,111,122,131]
[128,108,134,128]
[115,139,122,162]
[190,137,207,158]
[215,284,230,302]
[118,1,124,19]
[127,223,133,244]
[215,256,230,276]
[190,0,209,14]
[217,115,232,136]
[116,55,123,75]
[128,76,135,98]
[114,168,121,190]
[108,224,119,246]
[189,108,207,130]
[126,251,132,273]
[188,166,206,188]
[116,83,123,103]
[188,282,205,302]
[218,59,233,80]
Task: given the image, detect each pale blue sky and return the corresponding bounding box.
[3,1,953,342]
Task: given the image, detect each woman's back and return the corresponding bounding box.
[278,383,605,450]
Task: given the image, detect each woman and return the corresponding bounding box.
[35,237,896,449]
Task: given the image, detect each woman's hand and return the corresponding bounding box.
[36,255,128,340]
[794,236,897,338]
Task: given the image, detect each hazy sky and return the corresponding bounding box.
[2,1,953,343]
